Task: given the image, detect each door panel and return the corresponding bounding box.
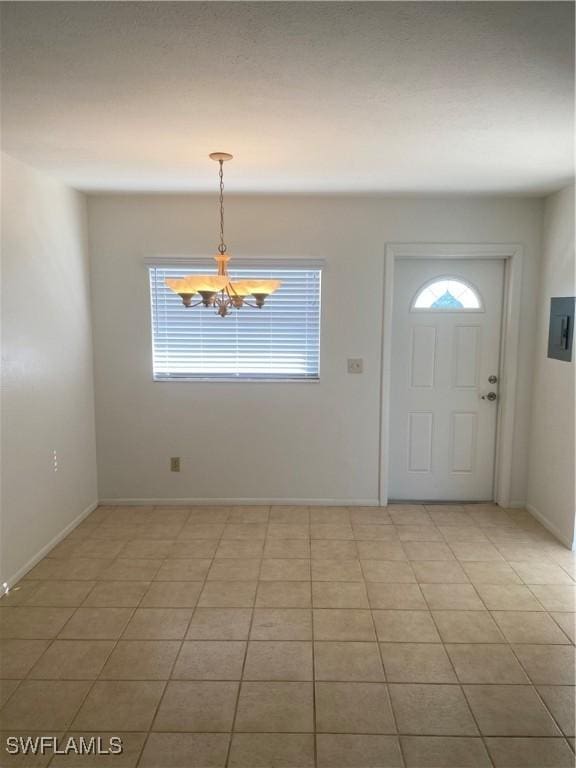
[389,259,504,501]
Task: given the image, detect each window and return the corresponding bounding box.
[149,264,321,380]
[412,278,482,311]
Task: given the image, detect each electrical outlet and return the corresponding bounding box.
[347,358,363,374]
[170,457,181,472]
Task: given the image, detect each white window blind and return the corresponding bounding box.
[149,265,321,380]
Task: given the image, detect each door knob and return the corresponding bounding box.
[481,392,497,401]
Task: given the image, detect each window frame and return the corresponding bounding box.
[146,257,323,383]
[410,275,484,313]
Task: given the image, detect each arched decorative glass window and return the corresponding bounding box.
[412,278,482,311]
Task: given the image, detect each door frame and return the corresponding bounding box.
[379,242,523,507]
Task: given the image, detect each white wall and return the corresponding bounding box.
[527,185,575,548]
[1,154,98,583]
[88,194,543,507]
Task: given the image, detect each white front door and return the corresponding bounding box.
[389,258,504,501]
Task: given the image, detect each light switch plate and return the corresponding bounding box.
[347,358,363,374]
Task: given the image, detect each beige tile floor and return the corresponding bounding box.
[0,503,574,767]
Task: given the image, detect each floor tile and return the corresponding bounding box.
[29,640,114,679]
[186,608,252,640]
[353,525,398,541]
[256,581,311,608]
[0,607,75,639]
[509,561,574,585]
[251,609,312,640]
[270,507,310,524]
[214,540,263,558]
[314,642,384,682]
[421,584,484,610]
[474,584,543,611]
[396,525,442,542]
[552,612,576,642]
[120,539,174,558]
[0,680,91,729]
[82,581,150,607]
[449,542,504,562]
[268,524,310,540]
[401,736,491,767]
[439,526,489,543]
[313,610,375,641]
[492,611,571,644]
[445,644,529,683]
[462,562,522,585]
[412,561,468,584]
[0,581,40,605]
[59,608,133,639]
[536,685,575,736]
[311,540,358,559]
[361,561,416,583]
[244,641,313,681]
[153,680,238,731]
[207,558,261,581]
[349,509,392,526]
[463,684,561,735]
[0,681,20,709]
[316,682,395,733]
[140,581,202,608]
[389,683,478,735]
[235,681,314,732]
[432,611,505,643]
[228,507,269,524]
[312,582,369,608]
[260,559,310,581]
[223,524,267,540]
[380,643,456,683]
[512,644,575,685]
[0,639,50,678]
[172,640,246,680]
[485,737,575,767]
[51,732,147,768]
[122,608,192,639]
[389,509,432,526]
[316,734,402,767]
[139,732,229,768]
[263,539,310,558]
[23,582,95,607]
[372,611,440,642]
[99,640,180,679]
[311,524,353,540]
[367,583,427,610]
[426,509,474,527]
[229,733,315,767]
[26,558,112,581]
[72,680,165,731]
[198,581,257,607]
[402,542,454,561]
[312,560,363,582]
[355,541,405,560]
[101,559,162,581]
[310,509,350,525]
[179,523,225,540]
[155,559,211,581]
[529,585,576,611]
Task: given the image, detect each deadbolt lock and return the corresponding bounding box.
[488,375,498,384]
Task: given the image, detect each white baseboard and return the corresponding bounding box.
[2,500,99,588]
[525,503,575,550]
[99,497,380,508]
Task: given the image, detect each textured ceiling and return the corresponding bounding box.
[1,2,573,193]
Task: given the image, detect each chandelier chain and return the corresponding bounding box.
[218,160,226,254]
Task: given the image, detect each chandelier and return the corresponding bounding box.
[165,152,281,317]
